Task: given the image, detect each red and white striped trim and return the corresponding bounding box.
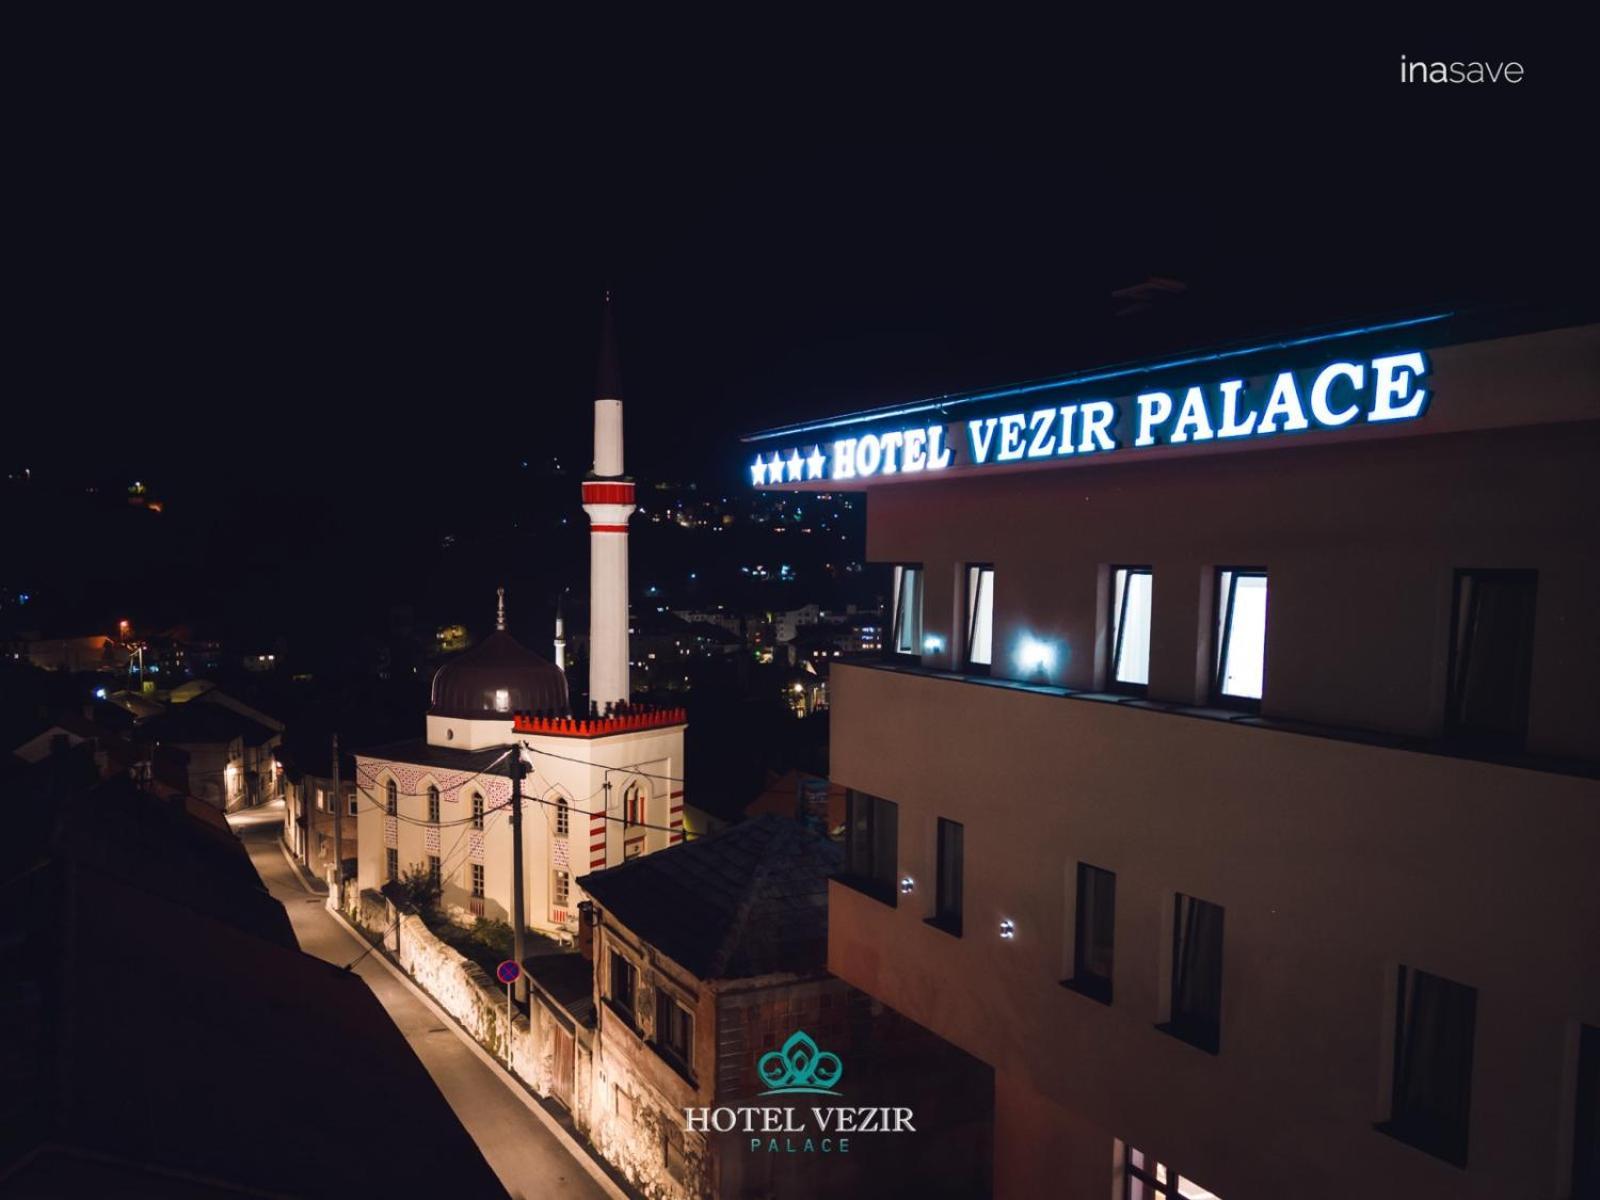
[581,481,635,505]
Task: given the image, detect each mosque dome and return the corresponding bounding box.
[429,628,569,720]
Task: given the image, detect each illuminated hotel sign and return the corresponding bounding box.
[750,350,1430,485]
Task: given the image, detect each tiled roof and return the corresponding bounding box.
[580,813,842,981]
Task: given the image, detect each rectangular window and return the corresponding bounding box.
[931,818,964,935]
[1381,966,1477,1166]
[470,863,484,898]
[844,790,899,905]
[347,796,358,817]
[385,847,398,882]
[890,564,924,656]
[552,869,570,908]
[1121,1143,1223,1199]
[1446,569,1537,748]
[1212,568,1267,708]
[427,854,440,886]
[316,787,326,812]
[655,990,694,1074]
[1068,863,1116,1004]
[609,951,638,1026]
[471,793,484,830]
[1109,566,1153,693]
[1165,894,1224,1053]
[1574,1023,1600,1199]
[427,786,440,824]
[555,798,570,838]
[964,565,994,673]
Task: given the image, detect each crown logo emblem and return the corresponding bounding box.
[757,1030,843,1096]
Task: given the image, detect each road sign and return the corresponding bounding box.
[496,959,522,985]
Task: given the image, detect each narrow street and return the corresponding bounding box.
[230,801,618,1200]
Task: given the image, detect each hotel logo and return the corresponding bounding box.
[758,1030,843,1096]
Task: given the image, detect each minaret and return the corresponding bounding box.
[581,293,635,711]
[553,594,567,674]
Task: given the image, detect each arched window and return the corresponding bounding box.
[555,795,569,838]
[471,792,484,831]
[385,779,397,816]
[623,781,647,827]
[427,785,440,824]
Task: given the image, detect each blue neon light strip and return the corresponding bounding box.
[741,311,1455,443]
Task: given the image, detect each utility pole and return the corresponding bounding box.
[331,732,343,908]
[509,743,528,1004]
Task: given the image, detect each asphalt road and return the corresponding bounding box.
[231,801,616,1200]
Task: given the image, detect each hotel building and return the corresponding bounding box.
[748,308,1600,1198]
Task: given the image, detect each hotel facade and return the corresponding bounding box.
[750,310,1600,1198]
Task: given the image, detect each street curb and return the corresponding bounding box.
[324,903,632,1200]
[276,837,323,896]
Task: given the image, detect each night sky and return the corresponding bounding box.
[6,34,1593,638]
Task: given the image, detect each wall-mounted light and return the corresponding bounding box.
[999,917,1016,940]
[899,876,916,895]
[1014,635,1059,678]
[922,634,945,654]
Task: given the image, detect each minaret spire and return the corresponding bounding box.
[554,592,567,674]
[496,587,506,631]
[582,293,635,711]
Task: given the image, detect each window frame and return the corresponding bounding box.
[962,563,995,676]
[385,778,398,816]
[1120,1142,1222,1200]
[1443,567,1537,749]
[427,854,441,886]
[1211,567,1268,712]
[1064,862,1116,1004]
[427,784,440,824]
[927,817,964,936]
[1572,1023,1599,1199]
[552,868,570,909]
[608,949,639,1028]
[1377,964,1477,1167]
[470,862,484,898]
[1161,893,1224,1054]
[1107,565,1153,696]
[554,795,570,838]
[842,789,899,907]
[653,988,696,1079]
[385,847,398,882]
[888,563,925,660]
[471,792,484,831]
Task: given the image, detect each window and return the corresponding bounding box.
[844,790,898,905]
[1380,965,1476,1166]
[555,795,569,838]
[552,869,570,909]
[1574,1024,1600,1199]
[930,818,963,935]
[427,854,440,886]
[493,687,511,713]
[385,778,398,816]
[655,990,694,1074]
[663,1125,688,1185]
[890,564,924,656]
[609,950,638,1026]
[385,847,398,881]
[471,792,484,830]
[1109,566,1153,693]
[315,787,326,812]
[1212,568,1267,708]
[470,863,484,898]
[1164,894,1224,1053]
[1067,863,1116,1004]
[964,565,994,673]
[347,795,358,817]
[1121,1143,1223,1199]
[623,781,646,827]
[427,784,440,824]
[1445,569,1537,748]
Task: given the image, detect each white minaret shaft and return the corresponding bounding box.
[582,295,634,711]
[554,603,567,673]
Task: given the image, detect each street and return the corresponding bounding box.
[230,801,618,1200]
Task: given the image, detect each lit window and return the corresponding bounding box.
[471,793,484,830]
[427,785,440,824]
[385,779,398,816]
[1380,966,1476,1166]
[1068,863,1116,1004]
[1165,893,1224,1054]
[1212,568,1267,707]
[494,688,510,713]
[890,564,924,656]
[1109,567,1153,693]
[1121,1143,1223,1199]
[1446,569,1536,747]
[470,863,484,898]
[964,565,994,673]
[552,869,570,908]
[844,790,898,905]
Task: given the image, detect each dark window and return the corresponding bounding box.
[1446,569,1537,748]
[609,951,638,1026]
[1212,568,1267,709]
[623,782,646,827]
[1163,894,1224,1053]
[655,990,694,1074]
[471,792,484,830]
[963,565,994,674]
[1380,965,1476,1166]
[555,796,570,838]
[427,785,440,824]
[1108,567,1153,694]
[889,564,924,657]
[427,854,440,885]
[470,863,484,898]
[844,789,899,905]
[930,818,963,935]
[1575,1024,1600,1199]
[1067,863,1116,1003]
[385,779,398,815]
[385,847,398,881]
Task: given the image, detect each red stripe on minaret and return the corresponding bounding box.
[590,524,630,533]
[582,481,635,504]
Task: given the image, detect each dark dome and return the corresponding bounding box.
[430,631,569,719]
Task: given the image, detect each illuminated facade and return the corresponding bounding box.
[749,312,1600,1199]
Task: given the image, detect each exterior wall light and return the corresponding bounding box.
[1014,635,1058,678]
[922,634,945,653]
[899,876,916,895]
[999,917,1016,940]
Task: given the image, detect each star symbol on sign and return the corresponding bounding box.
[751,456,768,486]
[787,449,804,482]
[769,452,784,481]
[806,446,826,479]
